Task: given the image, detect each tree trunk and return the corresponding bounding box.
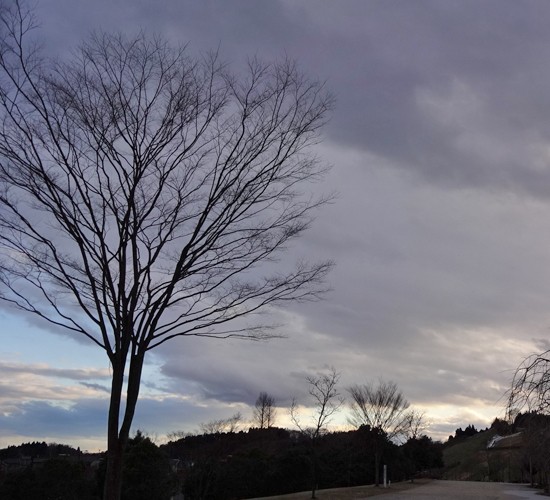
[103,355,126,500]
[103,439,125,500]
[103,350,145,500]
[310,445,318,499]
[374,451,380,487]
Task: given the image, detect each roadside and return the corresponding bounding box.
[247,480,547,500]
[247,479,431,499]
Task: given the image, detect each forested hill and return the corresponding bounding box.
[161,427,443,499]
[0,441,81,459]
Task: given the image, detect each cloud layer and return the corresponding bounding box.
[2,0,550,448]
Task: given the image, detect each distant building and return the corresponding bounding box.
[486,432,524,483]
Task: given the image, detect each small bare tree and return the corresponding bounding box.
[200,412,242,434]
[348,379,410,486]
[403,409,429,441]
[166,430,194,442]
[253,391,277,429]
[291,367,343,499]
[0,3,333,499]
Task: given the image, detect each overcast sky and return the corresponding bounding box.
[2,0,550,451]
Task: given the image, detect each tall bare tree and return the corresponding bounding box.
[291,367,343,499]
[253,391,277,429]
[0,3,333,499]
[348,379,410,486]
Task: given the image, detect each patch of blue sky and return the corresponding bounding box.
[0,310,108,369]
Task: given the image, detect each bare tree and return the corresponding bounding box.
[253,391,277,429]
[166,430,194,442]
[0,3,333,499]
[403,409,429,441]
[291,367,343,499]
[348,379,410,486]
[200,412,242,434]
[507,350,550,416]
[507,350,550,491]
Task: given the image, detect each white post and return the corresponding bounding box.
[383,464,387,488]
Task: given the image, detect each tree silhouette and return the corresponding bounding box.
[254,392,277,429]
[0,3,333,498]
[348,379,410,486]
[291,367,343,498]
[507,351,550,491]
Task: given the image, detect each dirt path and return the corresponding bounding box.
[248,480,545,500]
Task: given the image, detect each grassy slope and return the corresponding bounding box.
[442,430,497,481]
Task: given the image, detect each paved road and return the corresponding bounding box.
[373,480,543,499]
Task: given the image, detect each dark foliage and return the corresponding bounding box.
[510,412,550,491]
[402,436,444,478]
[0,458,97,500]
[162,427,442,499]
[0,427,445,499]
[0,433,176,500]
[0,441,80,460]
[96,431,177,500]
[512,411,550,431]
[446,424,481,443]
[491,418,512,435]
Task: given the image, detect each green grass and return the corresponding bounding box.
[442,430,497,481]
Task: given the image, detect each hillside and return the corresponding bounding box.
[442,430,497,481]
[443,427,534,484]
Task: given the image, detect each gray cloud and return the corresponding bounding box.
[70,0,550,198]
[0,399,107,438]
[79,382,110,393]
[0,396,218,442]
[2,0,550,446]
[36,0,550,197]
[0,361,110,381]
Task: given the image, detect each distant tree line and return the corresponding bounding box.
[0,432,176,500]
[163,426,443,500]
[0,426,443,500]
[0,376,448,499]
[446,424,483,443]
[0,441,80,460]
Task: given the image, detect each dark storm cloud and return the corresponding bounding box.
[0,396,215,441]
[79,0,550,198]
[288,0,550,197]
[0,399,107,437]
[37,0,550,198]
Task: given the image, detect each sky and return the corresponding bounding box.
[2,0,550,451]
